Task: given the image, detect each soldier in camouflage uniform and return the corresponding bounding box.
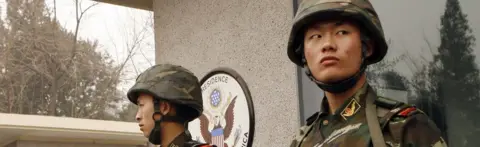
[287,0,448,147]
[127,64,216,147]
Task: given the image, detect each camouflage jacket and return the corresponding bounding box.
[166,132,216,147]
[290,83,448,147]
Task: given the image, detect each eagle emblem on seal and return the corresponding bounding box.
[199,89,238,147]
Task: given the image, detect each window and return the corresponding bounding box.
[297,67,324,126]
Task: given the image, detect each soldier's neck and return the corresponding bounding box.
[325,74,367,115]
[161,122,185,147]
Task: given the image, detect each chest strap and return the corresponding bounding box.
[365,90,387,147]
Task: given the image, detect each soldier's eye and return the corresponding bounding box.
[309,34,322,39]
[337,30,349,35]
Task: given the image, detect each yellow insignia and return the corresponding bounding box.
[341,98,361,120]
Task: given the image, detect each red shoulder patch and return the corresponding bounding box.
[398,107,417,117]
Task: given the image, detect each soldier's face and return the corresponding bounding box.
[303,20,372,83]
[135,94,156,137]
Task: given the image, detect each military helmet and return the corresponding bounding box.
[127,64,203,122]
[287,0,388,66]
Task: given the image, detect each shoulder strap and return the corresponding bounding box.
[375,97,410,128]
[373,96,421,145]
[365,90,387,147]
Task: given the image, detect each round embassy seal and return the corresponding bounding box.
[188,67,255,147]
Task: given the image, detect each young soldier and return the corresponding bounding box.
[127,64,216,147]
[287,0,448,146]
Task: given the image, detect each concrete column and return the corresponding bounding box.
[153,0,299,146]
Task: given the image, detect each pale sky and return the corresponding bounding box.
[0,0,156,94]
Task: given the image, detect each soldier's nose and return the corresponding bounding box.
[135,115,141,122]
[321,36,337,53]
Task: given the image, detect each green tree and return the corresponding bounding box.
[381,70,408,91]
[435,0,479,146]
[366,43,407,89]
[411,0,479,146]
[118,103,138,122]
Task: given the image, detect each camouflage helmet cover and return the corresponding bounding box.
[127,64,203,121]
[287,0,388,66]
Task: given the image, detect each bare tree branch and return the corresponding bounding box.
[60,0,99,79]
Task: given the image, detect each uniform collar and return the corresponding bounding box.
[167,132,188,147]
[319,82,370,120]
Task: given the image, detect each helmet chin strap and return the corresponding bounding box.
[148,99,187,145]
[302,38,369,94]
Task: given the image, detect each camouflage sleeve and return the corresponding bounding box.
[400,112,448,147]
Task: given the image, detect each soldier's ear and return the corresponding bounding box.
[159,101,171,115]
